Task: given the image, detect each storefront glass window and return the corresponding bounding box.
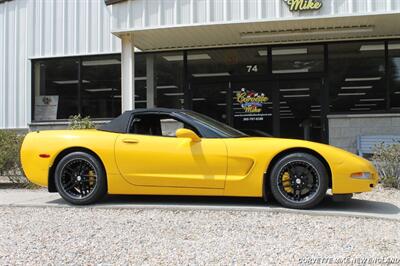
[154,52,184,109]
[272,45,324,74]
[33,55,122,121]
[328,42,386,113]
[188,47,268,123]
[389,41,400,110]
[135,53,147,109]
[33,58,79,120]
[81,55,121,118]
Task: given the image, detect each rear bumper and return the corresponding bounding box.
[20,133,50,187]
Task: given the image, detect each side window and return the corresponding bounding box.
[160,118,184,137]
[129,113,200,137]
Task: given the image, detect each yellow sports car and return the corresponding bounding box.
[21,108,378,209]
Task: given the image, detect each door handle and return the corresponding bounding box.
[122,138,139,144]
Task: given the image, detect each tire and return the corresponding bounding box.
[269,152,328,209]
[54,151,107,205]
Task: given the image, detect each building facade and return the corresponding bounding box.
[1,0,400,153]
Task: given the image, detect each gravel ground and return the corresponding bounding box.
[0,206,399,265]
[0,186,399,265]
[353,185,400,208]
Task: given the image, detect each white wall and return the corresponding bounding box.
[0,0,121,129]
[110,0,400,32]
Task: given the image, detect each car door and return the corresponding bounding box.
[114,113,227,189]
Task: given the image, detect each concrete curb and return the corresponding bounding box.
[0,190,399,221]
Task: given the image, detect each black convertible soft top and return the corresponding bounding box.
[98,108,184,134]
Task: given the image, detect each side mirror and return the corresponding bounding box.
[175,128,201,142]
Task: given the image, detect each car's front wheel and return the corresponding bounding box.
[54,151,107,205]
[269,152,328,209]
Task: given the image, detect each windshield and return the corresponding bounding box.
[183,111,248,138]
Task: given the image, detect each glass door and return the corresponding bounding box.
[231,80,277,137]
[191,79,231,124]
[277,79,323,142]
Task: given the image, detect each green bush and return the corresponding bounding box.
[68,114,95,130]
[372,143,400,189]
[0,130,26,184]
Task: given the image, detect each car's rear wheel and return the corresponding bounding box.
[269,152,328,209]
[54,151,107,205]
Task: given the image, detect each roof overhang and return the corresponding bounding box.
[104,0,127,6]
[112,13,400,52]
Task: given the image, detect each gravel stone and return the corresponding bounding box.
[0,205,399,265]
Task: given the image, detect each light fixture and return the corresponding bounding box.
[217,103,227,106]
[82,59,120,66]
[360,43,400,51]
[338,92,366,96]
[280,88,310,92]
[163,54,211,61]
[135,100,147,103]
[193,98,206,101]
[351,172,372,180]
[113,95,121,98]
[241,26,374,39]
[350,108,371,111]
[311,109,321,112]
[135,77,147,81]
[220,91,227,94]
[341,86,373,90]
[258,48,308,57]
[311,105,321,108]
[53,80,90,84]
[355,103,377,107]
[394,91,400,95]
[192,72,231,77]
[164,92,184,96]
[360,98,385,102]
[345,77,382,82]
[156,85,178,89]
[85,88,114,92]
[283,94,310,98]
[273,68,309,74]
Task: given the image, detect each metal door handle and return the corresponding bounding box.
[123,139,139,144]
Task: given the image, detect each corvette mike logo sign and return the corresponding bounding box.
[236,88,268,113]
[282,0,323,11]
[234,88,270,121]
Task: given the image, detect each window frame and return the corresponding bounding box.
[128,112,199,138]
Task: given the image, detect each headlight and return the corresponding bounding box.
[351,172,372,180]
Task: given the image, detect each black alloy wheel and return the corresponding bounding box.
[55,152,107,205]
[269,152,328,209]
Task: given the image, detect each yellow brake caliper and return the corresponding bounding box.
[87,170,96,186]
[282,172,294,193]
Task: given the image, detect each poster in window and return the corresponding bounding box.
[35,96,59,121]
[234,88,270,122]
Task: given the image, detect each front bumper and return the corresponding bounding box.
[331,157,379,194]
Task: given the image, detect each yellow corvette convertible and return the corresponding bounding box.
[21,108,378,209]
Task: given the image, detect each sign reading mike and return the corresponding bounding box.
[282,0,323,11]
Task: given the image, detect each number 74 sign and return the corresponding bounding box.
[246,65,258,73]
